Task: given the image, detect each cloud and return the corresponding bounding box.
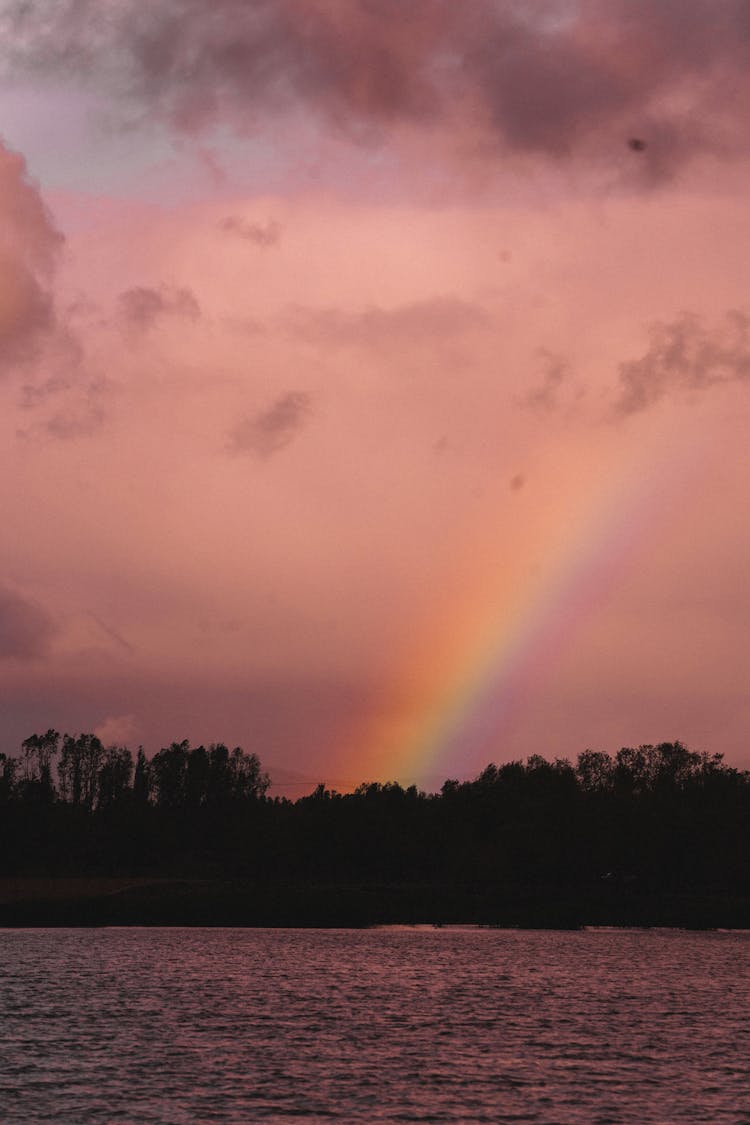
[0,139,97,430]
[287,296,489,350]
[118,284,201,331]
[19,373,73,409]
[93,713,139,746]
[4,1,750,176]
[44,401,106,440]
[0,255,54,368]
[614,310,750,416]
[0,138,62,268]
[17,366,110,441]
[88,612,133,653]
[228,391,312,459]
[520,349,570,412]
[220,216,281,247]
[0,139,63,373]
[0,584,57,659]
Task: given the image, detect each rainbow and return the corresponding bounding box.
[331,424,703,790]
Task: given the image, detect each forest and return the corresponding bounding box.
[1,733,748,927]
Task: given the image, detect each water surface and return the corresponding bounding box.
[1,927,748,1122]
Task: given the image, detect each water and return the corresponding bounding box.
[1,927,748,1123]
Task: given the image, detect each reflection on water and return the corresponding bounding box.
[1,927,748,1123]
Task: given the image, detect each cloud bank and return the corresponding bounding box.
[4,0,750,176]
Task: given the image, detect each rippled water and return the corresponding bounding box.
[1,927,748,1123]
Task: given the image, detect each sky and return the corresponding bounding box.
[1,0,750,793]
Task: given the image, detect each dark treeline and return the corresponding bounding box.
[1,734,749,925]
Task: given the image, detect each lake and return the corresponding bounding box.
[1,927,748,1122]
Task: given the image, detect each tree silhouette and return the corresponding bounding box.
[0,732,747,926]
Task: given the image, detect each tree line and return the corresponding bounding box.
[1,734,748,903]
[2,731,269,810]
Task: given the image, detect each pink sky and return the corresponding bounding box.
[1,1,750,792]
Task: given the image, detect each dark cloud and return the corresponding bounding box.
[228,391,312,459]
[220,216,281,247]
[4,1,750,176]
[614,310,750,416]
[287,296,489,350]
[0,585,57,659]
[118,284,201,330]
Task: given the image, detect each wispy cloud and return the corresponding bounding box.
[118,284,201,331]
[228,391,312,459]
[88,612,133,654]
[614,310,750,416]
[219,216,281,247]
[17,367,110,442]
[520,349,571,412]
[286,296,489,351]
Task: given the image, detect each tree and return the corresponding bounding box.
[133,747,151,805]
[150,740,190,809]
[21,729,60,784]
[0,754,18,803]
[576,749,614,792]
[58,733,104,809]
[97,746,134,808]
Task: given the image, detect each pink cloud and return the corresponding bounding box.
[93,713,140,746]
